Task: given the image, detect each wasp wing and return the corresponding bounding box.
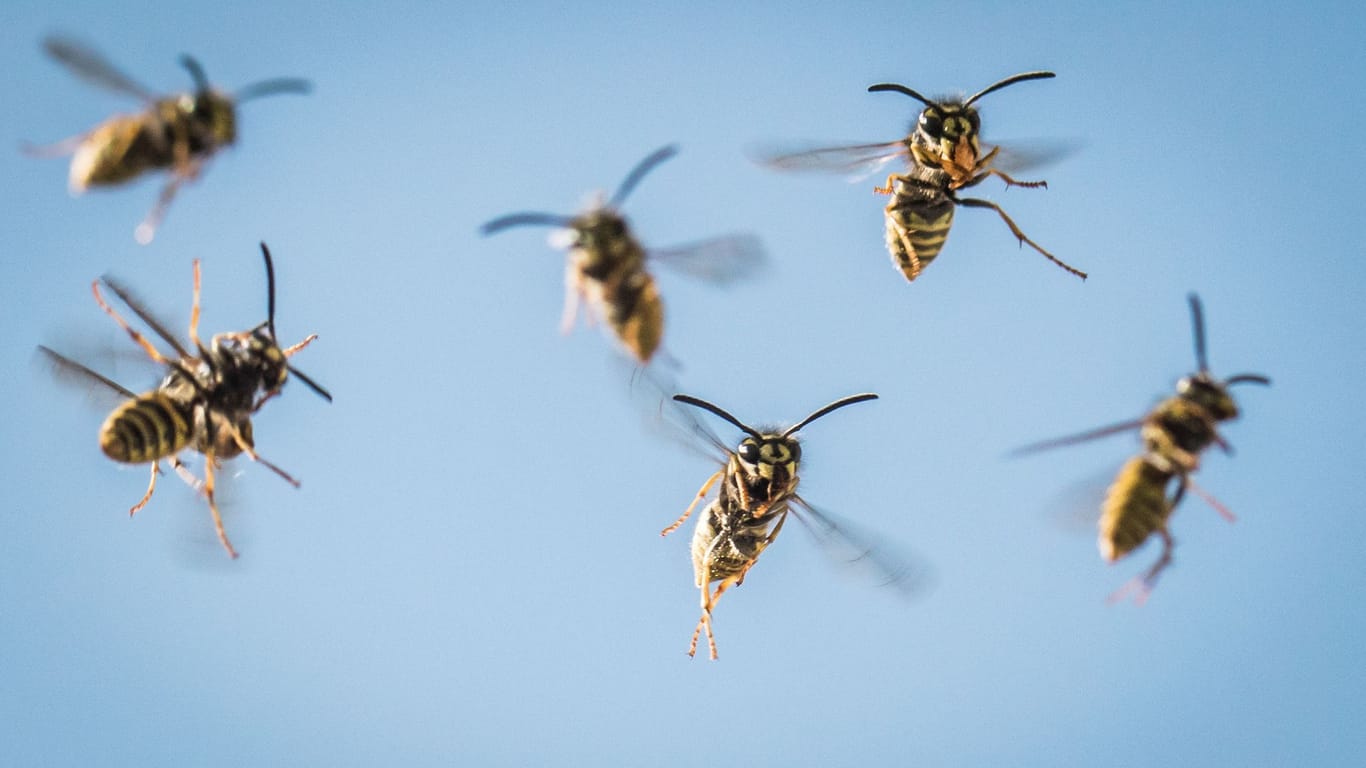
[790,495,933,599]
[1008,418,1146,457]
[980,139,1082,176]
[98,275,194,359]
[37,344,139,402]
[649,234,766,285]
[43,36,157,102]
[750,139,910,180]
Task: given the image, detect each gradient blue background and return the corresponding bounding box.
[2,2,1362,765]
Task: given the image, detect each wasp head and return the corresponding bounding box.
[735,433,802,484]
[1177,373,1239,421]
[912,102,982,173]
[207,325,288,408]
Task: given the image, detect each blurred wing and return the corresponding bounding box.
[1009,418,1145,457]
[43,36,156,102]
[983,138,1082,176]
[36,345,138,409]
[790,496,934,600]
[749,139,910,180]
[99,275,193,358]
[649,234,766,284]
[624,364,730,462]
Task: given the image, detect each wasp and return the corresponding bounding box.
[660,392,920,659]
[26,36,311,244]
[758,71,1086,283]
[1013,294,1269,602]
[480,145,764,365]
[41,243,331,558]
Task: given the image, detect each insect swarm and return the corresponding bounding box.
[660,392,886,660]
[480,144,763,365]
[26,36,311,244]
[1013,294,1269,602]
[758,71,1086,283]
[40,243,331,558]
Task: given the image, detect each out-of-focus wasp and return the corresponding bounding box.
[659,392,923,659]
[1013,294,1269,602]
[40,243,331,558]
[480,145,764,365]
[25,36,311,244]
[757,71,1086,283]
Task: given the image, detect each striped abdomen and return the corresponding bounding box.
[690,499,787,587]
[884,194,955,282]
[99,391,194,464]
[603,270,663,364]
[1098,456,1175,562]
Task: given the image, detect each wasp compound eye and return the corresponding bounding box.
[738,442,761,463]
[918,110,943,138]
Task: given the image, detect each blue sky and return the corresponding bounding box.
[2,1,1364,765]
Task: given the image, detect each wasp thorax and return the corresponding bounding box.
[211,328,288,397]
[1177,374,1238,421]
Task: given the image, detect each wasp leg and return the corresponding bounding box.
[134,171,192,245]
[984,168,1048,189]
[662,470,722,536]
[171,456,203,492]
[128,461,164,517]
[200,446,239,559]
[559,267,586,334]
[91,281,177,366]
[282,334,319,357]
[1108,528,1174,605]
[188,259,204,351]
[689,574,743,660]
[1185,477,1237,523]
[223,420,301,488]
[955,196,1088,280]
[887,215,925,281]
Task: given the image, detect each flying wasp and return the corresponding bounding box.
[41,243,331,558]
[480,145,764,365]
[1012,294,1269,602]
[25,36,311,244]
[659,392,921,660]
[757,71,1086,283]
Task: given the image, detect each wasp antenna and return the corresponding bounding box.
[179,54,210,93]
[867,83,935,107]
[1187,293,1208,373]
[1226,373,1272,387]
[235,77,312,102]
[609,145,679,208]
[783,393,878,437]
[673,394,761,439]
[259,242,278,340]
[287,365,332,403]
[965,71,1055,106]
[479,212,576,236]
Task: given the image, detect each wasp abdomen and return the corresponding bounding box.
[99,391,194,464]
[885,196,955,281]
[1098,456,1174,562]
[605,271,663,363]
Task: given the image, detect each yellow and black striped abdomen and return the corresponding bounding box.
[884,197,955,282]
[603,269,663,364]
[99,391,194,464]
[1098,456,1175,562]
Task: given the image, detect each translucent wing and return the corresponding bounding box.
[626,365,730,463]
[649,234,766,284]
[99,275,193,358]
[750,139,910,179]
[37,341,138,401]
[981,138,1082,176]
[790,495,933,599]
[43,36,157,102]
[1008,418,1146,457]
